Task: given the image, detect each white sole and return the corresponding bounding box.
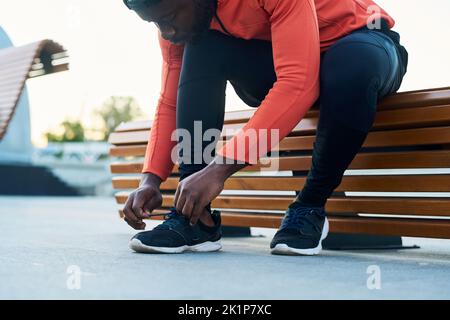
[129,239,222,254]
[271,217,329,256]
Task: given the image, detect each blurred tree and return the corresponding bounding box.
[94,96,144,141]
[45,120,85,142]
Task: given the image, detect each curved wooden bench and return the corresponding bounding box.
[109,86,450,239]
[0,40,68,140]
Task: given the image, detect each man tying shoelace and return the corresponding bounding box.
[122,0,408,255]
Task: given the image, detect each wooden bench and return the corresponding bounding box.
[0,39,68,141]
[109,87,450,239]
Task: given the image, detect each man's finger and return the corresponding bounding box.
[175,192,186,215]
[182,198,195,220]
[124,216,146,230]
[123,206,141,226]
[174,185,181,208]
[143,196,161,214]
[132,193,150,219]
[190,203,205,226]
[123,195,140,224]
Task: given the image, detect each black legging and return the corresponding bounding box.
[176,20,408,208]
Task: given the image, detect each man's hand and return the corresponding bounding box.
[123,173,163,230]
[174,158,248,225]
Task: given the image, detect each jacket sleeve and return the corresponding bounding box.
[216,0,321,164]
[141,32,185,181]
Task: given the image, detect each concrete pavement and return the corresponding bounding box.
[1,196,450,299]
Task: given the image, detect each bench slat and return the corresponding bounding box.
[110,145,147,157]
[109,145,147,157]
[115,192,450,216]
[378,87,450,110]
[329,216,450,239]
[110,150,450,174]
[114,110,318,133]
[117,208,450,239]
[112,87,450,133]
[0,68,30,88]
[110,103,450,138]
[218,213,450,238]
[109,126,450,152]
[112,174,450,192]
[109,125,450,157]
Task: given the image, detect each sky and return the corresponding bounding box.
[0,0,449,146]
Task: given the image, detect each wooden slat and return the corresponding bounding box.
[0,116,12,123]
[379,87,450,110]
[108,130,150,145]
[28,63,69,78]
[112,104,450,138]
[109,125,450,157]
[109,145,147,157]
[206,89,450,122]
[0,97,20,108]
[116,209,450,238]
[0,52,36,70]
[112,174,450,192]
[110,88,450,134]
[0,65,31,85]
[367,104,450,130]
[109,125,450,155]
[364,126,450,148]
[220,214,450,238]
[110,127,450,157]
[329,216,450,239]
[115,193,450,216]
[114,120,152,133]
[0,105,11,115]
[113,110,317,133]
[110,150,450,174]
[0,60,35,78]
[215,212,282,229]
[0,89,22,102]
[0,110,14,118]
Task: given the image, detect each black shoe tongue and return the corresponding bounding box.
[154,213,187,230]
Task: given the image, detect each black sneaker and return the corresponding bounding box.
[270,201,329,256]
[129,207,222,254]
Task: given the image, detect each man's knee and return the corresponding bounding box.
[180,30,229,82]
[185,29,230,56]
[320,65,384,131]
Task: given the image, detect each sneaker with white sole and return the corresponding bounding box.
[270,201,329,256]
[129,207,222,254]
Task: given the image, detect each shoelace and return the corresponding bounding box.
[149,207,187,230]
[281,202,324,233]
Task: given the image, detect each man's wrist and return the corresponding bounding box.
[206,157,248,180]
[141,172,162,187]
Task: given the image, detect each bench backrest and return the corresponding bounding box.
[0,40,68,140]
[109,87,450,239]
